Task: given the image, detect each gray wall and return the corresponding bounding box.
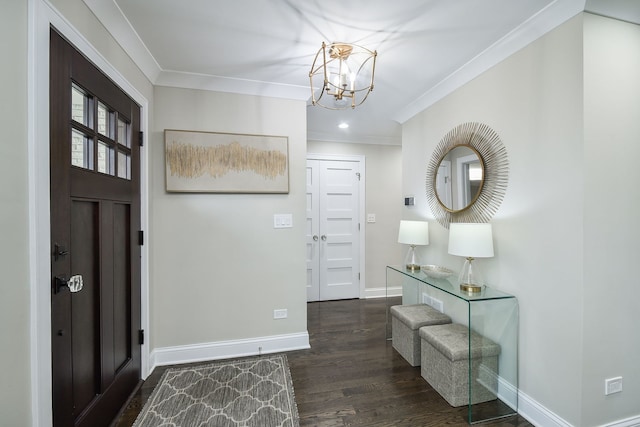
[403,13,639,427]
[152,87,308,350]
[0,1,31,425]
[582,13,640,426]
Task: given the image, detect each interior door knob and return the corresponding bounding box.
[313,235,319,241]
[321,235,327,241]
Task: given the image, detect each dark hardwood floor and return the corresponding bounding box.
[113,298,533,426]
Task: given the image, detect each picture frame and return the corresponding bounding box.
[164,129,289,193]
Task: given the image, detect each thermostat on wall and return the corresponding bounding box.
[404,196,415,206]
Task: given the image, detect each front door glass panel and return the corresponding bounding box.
[71,129,93,169]
[97,141,114,175]
[71,85,90,126]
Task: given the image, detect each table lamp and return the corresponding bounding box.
[398,220,429,271]
[448,223,494,294]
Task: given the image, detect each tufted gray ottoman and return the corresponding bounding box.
[419,323,501,407]
[390,304,452,366]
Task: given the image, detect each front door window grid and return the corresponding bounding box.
[70,84,132,180]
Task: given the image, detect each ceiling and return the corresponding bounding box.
[85,0,638,144]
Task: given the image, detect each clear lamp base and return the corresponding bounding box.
[404,245,421,272]
[458,257,485,294]
[459,283,483,294]
[405,263,420,272]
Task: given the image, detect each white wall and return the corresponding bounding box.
[307,141,404,295]
[402,15,586,426]
[582,14,640,426]
[1,1,31,425]
[152,87,308,351]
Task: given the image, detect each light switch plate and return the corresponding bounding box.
[367,213,376,223]
[273,309,288,319]
[273,214,293,228]
[605,377,623,395]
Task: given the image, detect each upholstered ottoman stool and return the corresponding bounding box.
[390,304,452,366]
[419,323,501,407]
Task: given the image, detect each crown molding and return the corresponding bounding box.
[83,0,309,101]
[307,130,401,146]
[83,0,161,83]
[156,70,310,101]
[85,0,587,115]
[392,0,586,124]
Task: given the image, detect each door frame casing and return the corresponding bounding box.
[28,1,150,425]
[307,153,366,297]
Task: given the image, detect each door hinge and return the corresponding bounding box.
[138,329,144,345]
[138,230,144,245]
[139,131,144,147]
[358,223,361,231]
[358,273,361,280]
[356,172,361,181]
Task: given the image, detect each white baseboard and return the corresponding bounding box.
[518,388,573,427]
[477,365,572,427]
[517,391,640,427]
[363,286,402,299]
[149,332,310,373]
[478,364,518,411]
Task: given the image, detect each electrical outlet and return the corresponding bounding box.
[431,297,444,313]
[605,377,623,395]
[422,293,432,305]
[273,309,288,319]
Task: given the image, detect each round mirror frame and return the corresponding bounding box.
[433,144,485,213]
[425,122,509,229]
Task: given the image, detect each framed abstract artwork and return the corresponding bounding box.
[164,129,289,193]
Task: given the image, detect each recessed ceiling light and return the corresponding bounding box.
[338,122,349,129]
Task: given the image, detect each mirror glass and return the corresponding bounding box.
[434,145,484,212]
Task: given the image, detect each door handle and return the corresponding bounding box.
[321,235,327,241]
[313,235,319,241]
[53,274,84,294]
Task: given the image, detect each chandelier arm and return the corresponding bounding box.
[321,42,328,89]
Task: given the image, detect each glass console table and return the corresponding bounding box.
[386,265,519,424]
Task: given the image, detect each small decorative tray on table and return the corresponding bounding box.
[421,265,454,279]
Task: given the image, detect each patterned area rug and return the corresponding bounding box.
[133,354,299,427]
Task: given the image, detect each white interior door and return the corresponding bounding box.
[306,158,360,301]
[305,161,320,301]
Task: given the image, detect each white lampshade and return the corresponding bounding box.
[448,223,494,258]
[398,220,429,246]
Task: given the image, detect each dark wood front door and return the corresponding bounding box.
[50,28,142,427]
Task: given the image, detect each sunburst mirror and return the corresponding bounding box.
[425,122,509,228]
